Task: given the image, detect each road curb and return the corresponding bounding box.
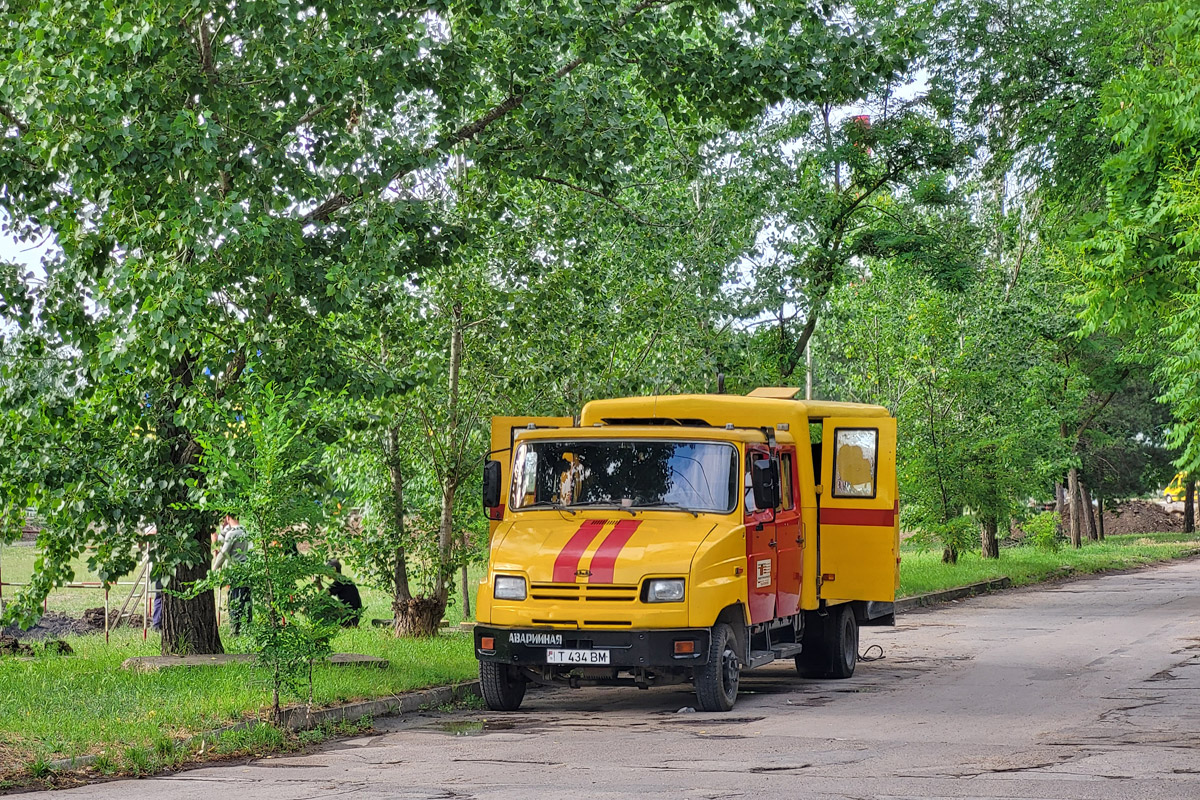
[276,679,481,730]
[895,577,1013,612]
[45,680,481,772]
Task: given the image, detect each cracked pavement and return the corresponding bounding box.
[26,558,1200,799]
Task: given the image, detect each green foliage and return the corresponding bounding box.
[0,0,925,649]
[902,515,976,561]
[733,99,971,380]
[1024,512,1063,553]
[821,241,1063,555]
[191,381,341,715]
[1079,1,1200,474]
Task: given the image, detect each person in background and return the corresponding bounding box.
[144,525,165,632]
[213,514,252,635]
[324,559,363,628]
[151,578,164,631]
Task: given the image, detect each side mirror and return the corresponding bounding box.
[751,457,780,511]
[483,460,502,511]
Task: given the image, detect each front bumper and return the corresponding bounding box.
[475,625,711,668]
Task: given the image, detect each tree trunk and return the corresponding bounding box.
[1067,467,1082,548]
[157,352,223,655]
[1081,481,1098,541]
[1054,481,1066,532]
[1185,479,1196,534]
[1097,495,1105,540]
[432,302,463,613]
[386,426,415,638]
[981,517,1000,559]
[942,547,958,564]
[394,596,446,637]
[460,559,471,619]
[160,510,223,656]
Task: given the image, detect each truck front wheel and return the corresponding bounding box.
[480,661,527,711]
[695,623,740,712]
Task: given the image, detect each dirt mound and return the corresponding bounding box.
[0,635,34,657]
[1104,499,1185,536]
[79,607,144,630]
[0,610,94,640]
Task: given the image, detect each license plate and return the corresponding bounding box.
[546,648,610,665]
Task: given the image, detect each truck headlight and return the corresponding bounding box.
[494,575,527,601]
[645,579,685,603]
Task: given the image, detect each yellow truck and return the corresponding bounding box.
[474,388,898,711]
[1164,472,1188,502]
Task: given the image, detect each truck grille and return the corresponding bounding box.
[529,582,639,602]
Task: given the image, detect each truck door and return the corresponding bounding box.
[774,446,802,617]
[817,417,899,603]
[488,416,572,538]
[745,444,777,623]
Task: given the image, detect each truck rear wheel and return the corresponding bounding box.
[827,604,858,679]
[480,661,527,711]
[695,623,740,712]
[795,605,857,679]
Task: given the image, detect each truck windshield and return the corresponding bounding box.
[510,440,739,514]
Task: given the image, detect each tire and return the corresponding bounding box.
[827,604,858,679]
[795,613,827,678]
[795,605,858,679]
[479,660,527,711]
[695,623,741,712]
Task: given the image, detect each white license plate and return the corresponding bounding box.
[546,648,611,665]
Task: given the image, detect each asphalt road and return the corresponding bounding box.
[29,558,1200,800]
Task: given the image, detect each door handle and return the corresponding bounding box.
[768,540,777,548]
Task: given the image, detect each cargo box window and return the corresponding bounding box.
[832,428,878,499]
[510,440,739,514]
[779,453,795,510]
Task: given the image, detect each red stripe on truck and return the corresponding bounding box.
[820,501,898,528]
[588,520,642,584]
[552,519,608,582]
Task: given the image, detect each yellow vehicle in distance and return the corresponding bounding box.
[1164,472,1188,502]
[474,388,899,712]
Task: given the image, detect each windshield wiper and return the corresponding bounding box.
[522,501,577,515]
[568,501,638,516]
[634,502,700,518]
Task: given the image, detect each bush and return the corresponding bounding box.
[906,514,977,563]
[1023,512,1062,552]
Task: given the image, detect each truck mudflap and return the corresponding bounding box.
[475,625,712,669]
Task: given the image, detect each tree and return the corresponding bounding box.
[1080,1,1200,475]
[819,188,1062,562]
[191,381,341,721]
[733,99,968,380]
[0,0,919,651]
[325,111,786,634]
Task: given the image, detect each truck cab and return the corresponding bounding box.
[474,389,898,711]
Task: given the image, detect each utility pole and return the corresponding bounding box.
[805,335,813,400]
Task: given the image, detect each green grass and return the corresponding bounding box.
[899,532,1200,597]
[0,542,483,778]
[0,623,478,776]
[0,543,113,617]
